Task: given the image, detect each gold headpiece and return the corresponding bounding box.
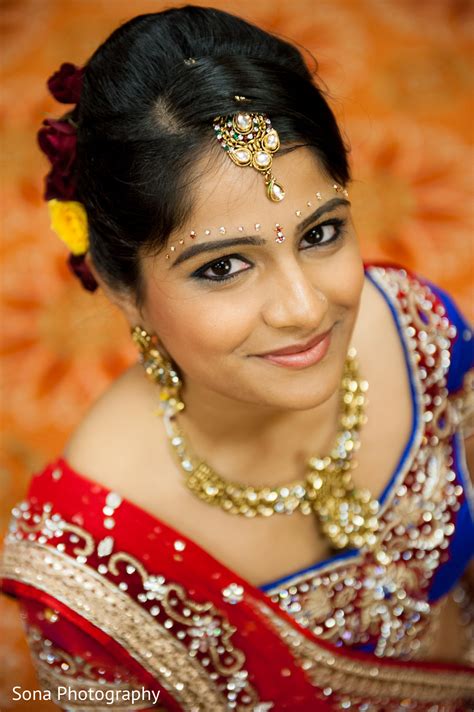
[213,113,285,202]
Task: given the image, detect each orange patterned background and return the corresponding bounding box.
[1,0,473,708]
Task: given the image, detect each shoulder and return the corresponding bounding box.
[62,362,167,493]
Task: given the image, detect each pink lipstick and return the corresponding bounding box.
[257,328,333,369]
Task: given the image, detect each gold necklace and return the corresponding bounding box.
[161,347,379,550]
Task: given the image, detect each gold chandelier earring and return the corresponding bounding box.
[130,325,184,415]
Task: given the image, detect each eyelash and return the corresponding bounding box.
[192,218,347,284]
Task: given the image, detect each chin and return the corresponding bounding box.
[251,363,343,411]
[267,385,339,412]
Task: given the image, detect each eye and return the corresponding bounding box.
[300,218,346,249]
[196,255,252,282]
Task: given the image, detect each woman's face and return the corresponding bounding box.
[135,147,364,412]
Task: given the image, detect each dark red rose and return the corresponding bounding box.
[67,254,99,292]
[38,119,77,172]
[47,63,84,104]
[44,170,77,201]
[38,119,78,200]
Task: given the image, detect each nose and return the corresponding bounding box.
[261,259,328,331]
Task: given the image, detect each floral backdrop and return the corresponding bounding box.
[0,0,473,708]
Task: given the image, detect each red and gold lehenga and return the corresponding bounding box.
[1,265,474,711]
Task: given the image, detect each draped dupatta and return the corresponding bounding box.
[2,457,473,711]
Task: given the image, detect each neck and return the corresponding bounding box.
[176,377,341,487]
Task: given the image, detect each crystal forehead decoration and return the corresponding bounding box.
[163,184,350,259]
[213,112,285,202]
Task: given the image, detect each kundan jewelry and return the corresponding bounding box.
[132,325,378,551]
[131,326,184,415]
[213,112,285,202]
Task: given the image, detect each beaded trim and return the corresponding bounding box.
[452,579,474,666]
[2,529,265,710]
[27,626,156,710]
[253,599,474,707]
[451,368,474,440]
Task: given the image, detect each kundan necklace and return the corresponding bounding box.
[159,346,379,550]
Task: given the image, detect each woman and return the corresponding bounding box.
[1,6,473,710]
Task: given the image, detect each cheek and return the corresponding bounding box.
[145,288,256,365]
[321,241,364,310]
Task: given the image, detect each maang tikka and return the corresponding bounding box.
[214,112,285,202]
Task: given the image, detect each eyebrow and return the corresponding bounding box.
[170,196,350,267]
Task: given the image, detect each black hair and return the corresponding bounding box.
[76,5,351,307]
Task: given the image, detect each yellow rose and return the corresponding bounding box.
[48,199,89,255]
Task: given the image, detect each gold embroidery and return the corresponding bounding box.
[61,522,95,557]
[108,552,148,580]
[6,499,267,709]
[15,504,50,533]
[27,626,155,710]
[254,599,474,704]
[110,551,246,677]
[2,537,264,711]
[452,579,474,666]
[451,368,474,440]
[363,266,428,515]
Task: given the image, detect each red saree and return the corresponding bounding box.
[2,265,474,710]
[1,457,473,711]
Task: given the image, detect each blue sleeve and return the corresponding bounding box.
[426,282,474,393]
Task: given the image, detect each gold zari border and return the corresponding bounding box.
[254,600,474,703]
[35,663,159,710]
[25,629,158,711]
[3,539,228,711]
[452,368,474,440]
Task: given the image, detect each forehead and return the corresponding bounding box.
[185,146,334,234]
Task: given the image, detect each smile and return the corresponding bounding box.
[255,327,333,369]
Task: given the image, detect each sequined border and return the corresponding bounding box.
[26,625,158,710]
[365,266,426,517]
[254,600,474,703]
[3,539,229,711]
[454,429,474,521]
[35,666,157,711]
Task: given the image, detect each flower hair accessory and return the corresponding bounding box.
[38,62,97,292]
[47,62,84,104]
[48,199,89,255]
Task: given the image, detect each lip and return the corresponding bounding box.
[256,327,333,369]
[258,328,333,356]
